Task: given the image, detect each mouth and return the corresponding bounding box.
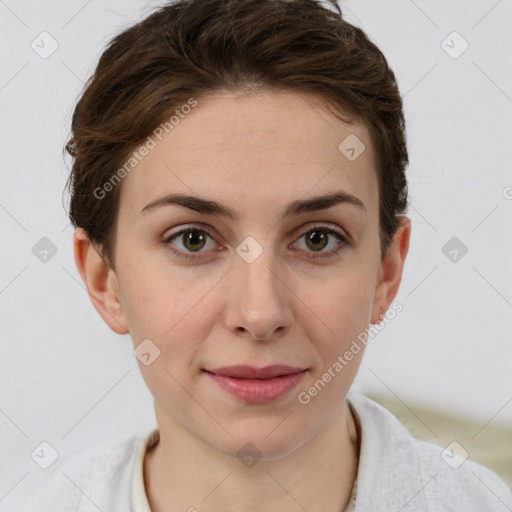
[203,365,308,403]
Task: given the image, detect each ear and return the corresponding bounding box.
[73,228,129,335]
[370,217,411,324]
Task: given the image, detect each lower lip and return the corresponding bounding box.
[205,370,307,403]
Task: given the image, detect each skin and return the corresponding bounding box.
[74,89,411,512]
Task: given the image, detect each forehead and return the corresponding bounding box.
[118,90,378,222]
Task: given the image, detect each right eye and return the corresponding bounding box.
[161,225,219,260]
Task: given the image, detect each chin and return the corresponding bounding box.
[203,419,314,462]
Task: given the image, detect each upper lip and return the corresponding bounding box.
[205,365,307,379]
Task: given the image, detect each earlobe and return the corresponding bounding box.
[370,217,411,324]
[73,228,129,335]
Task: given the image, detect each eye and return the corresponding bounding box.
[162,223,350,261]
[291,224,349,259]
[162,225,218,260]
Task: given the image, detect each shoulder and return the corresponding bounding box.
[412,436,512,510]
[16,431,146,512]
[347,392,512,511]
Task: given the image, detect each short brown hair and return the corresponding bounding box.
[64,0,409,271]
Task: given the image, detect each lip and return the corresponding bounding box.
[204,365,307,403]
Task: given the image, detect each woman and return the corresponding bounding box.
[21,0,512,510]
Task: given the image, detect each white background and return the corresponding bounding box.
[1,0,511,507]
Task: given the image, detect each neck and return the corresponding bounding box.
[144,401,359,512]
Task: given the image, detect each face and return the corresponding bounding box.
[80,90,408,460]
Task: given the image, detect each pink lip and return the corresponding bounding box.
[204,365,307,403]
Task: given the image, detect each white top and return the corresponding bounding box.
[14,393,512,511]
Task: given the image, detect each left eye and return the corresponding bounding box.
[291,225,348,256]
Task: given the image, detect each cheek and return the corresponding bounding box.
[129,281,213,404]
[296,275,372,406]
[299,267,375,341]
[119,256,206,336]
[296,272,375,403]
[122,270,220,373]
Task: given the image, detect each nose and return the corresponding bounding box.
[223,246,293,341]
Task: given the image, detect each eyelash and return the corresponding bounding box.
[162,223,350,262]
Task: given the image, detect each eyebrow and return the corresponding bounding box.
[140,191,366,219]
